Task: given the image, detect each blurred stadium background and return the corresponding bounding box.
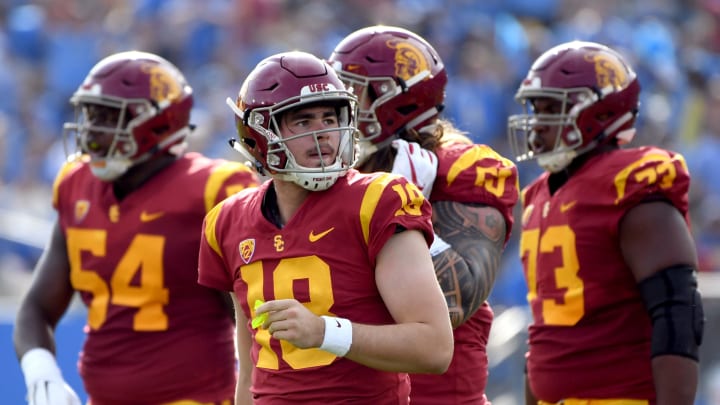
[1,0,719,404]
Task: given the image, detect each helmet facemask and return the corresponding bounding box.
[508,86,599,173]
[335,68,434,167]
[336,68,430,143]
[64,95,189,181]
[229,91,359,191]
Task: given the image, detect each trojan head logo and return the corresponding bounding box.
[142,64,182,103]
[584,51,628,90]
[386,39,429,82]
[239,238,256,264]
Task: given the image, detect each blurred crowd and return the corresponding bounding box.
[2,0,720,403]
[2,0,720,290]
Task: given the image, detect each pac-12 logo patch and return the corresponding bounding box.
[74,200,90,223]
[239,238,256,264]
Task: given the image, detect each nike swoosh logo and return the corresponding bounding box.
[560,201,577,213]
[335,319,341,328]
[309,227,335,242]
[140,211,165,222]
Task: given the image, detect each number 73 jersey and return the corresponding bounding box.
[519,146,691,400]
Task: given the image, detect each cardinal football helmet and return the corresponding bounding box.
[63,51,193,181]
[507,40,640,172]
[327,25,447,150]
[227,51,358,191]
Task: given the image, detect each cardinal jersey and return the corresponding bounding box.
[410,137,519,405]
[198,169,434,405]
[520,147,690,402]
[52,152,259,404]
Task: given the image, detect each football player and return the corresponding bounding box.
[14,51,260,405]
[507,40,704,405]
[328,25,519,405]
[197,50,454,404]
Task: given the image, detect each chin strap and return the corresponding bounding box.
[403,107,439,133]
[229,138,265,175]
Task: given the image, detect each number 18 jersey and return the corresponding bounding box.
[198,169,434,405]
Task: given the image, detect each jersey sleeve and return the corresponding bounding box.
[432,142,520,243]
[203,161,260,213]
[358,173,434,264]
[51,157,85,210]
[198,198,235,292]
[609,148,690,216]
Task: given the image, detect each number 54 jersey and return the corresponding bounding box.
[53,152,259,404]
[519,146,691,401]
[198,169,434,404]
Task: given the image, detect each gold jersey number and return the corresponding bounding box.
[67,228,170,331]
[241,256,336,370]
[520,226,584,326]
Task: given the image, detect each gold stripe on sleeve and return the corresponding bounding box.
[612,153,685,205]
[204,200,227,258]
[204,162,253,213]
[52,158,84,208]
[359,173,397,245]
[447,145,513,186]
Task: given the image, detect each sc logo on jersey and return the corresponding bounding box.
[274,235,285,252]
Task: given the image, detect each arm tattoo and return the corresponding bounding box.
[431,200,506,328]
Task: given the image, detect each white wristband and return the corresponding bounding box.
[20,348,63,386]
[320,316,353,357]
[429,232,452,257]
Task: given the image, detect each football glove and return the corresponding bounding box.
[21,348,82,405]
[391,139,438,199]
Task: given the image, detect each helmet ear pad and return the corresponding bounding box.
[573,79,640,146]
[132,95,193,151]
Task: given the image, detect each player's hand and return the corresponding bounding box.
[26,381,82,405]
[391,139,438,199]
[21,348,82,405]
[255,299,325,349]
